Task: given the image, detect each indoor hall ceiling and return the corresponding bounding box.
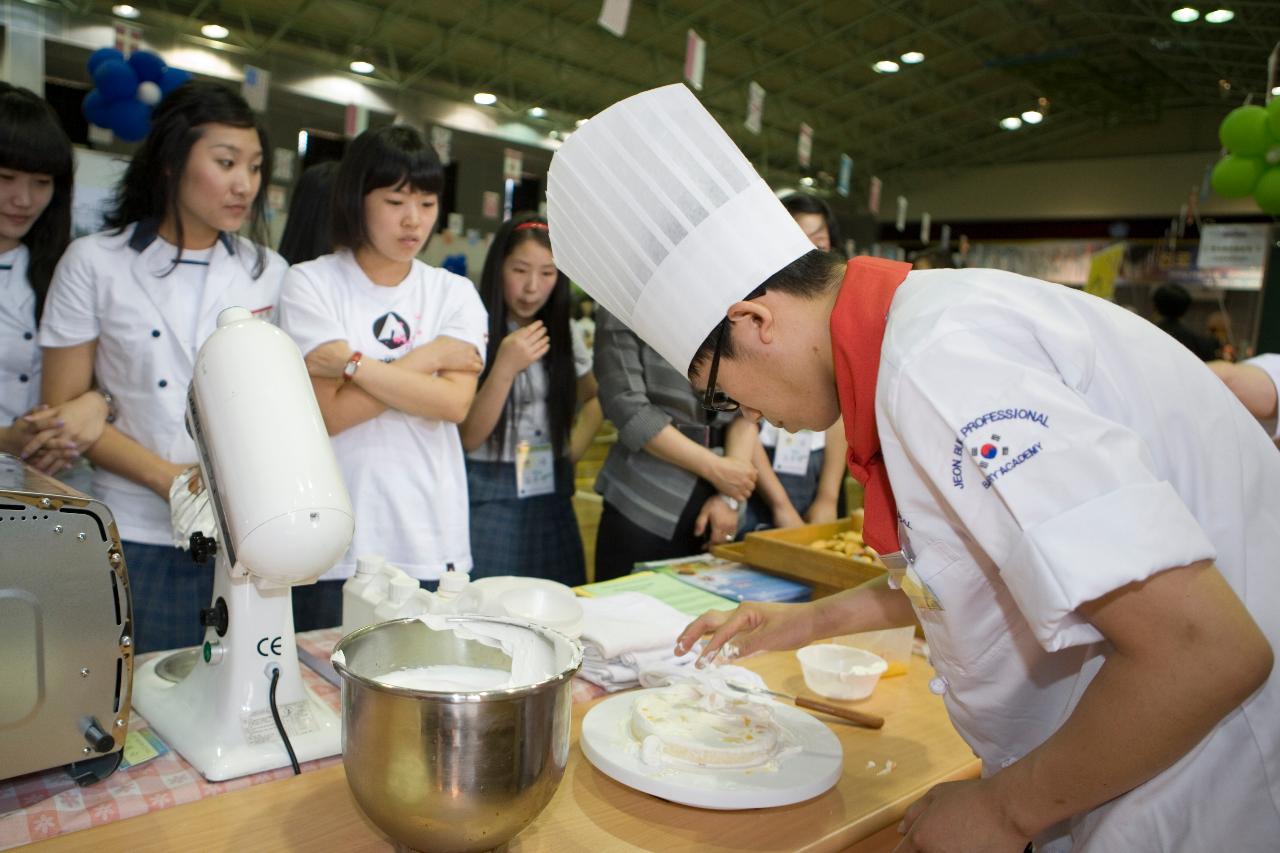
[65,0,1280,198]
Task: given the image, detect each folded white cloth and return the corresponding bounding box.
[169,466,218,550]
[578,592,692,659]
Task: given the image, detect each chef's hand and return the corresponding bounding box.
[704,454,756,502]
[495,321,549,377]
[674,599,821,665]
[894,779,1028,853]
[305,340,355,380]
[694,494,739,552]
[412,335,484,375]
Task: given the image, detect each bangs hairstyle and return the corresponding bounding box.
[477,214,576,460]
[687,248,845,379]
[330,125,444,251]
[0,83,73,322]
[104,81,272,277]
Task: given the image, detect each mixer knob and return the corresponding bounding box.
[81,717,115,753]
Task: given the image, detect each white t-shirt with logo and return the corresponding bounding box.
[278,250,488,581]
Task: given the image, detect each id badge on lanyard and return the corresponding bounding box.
[772,430,812,476]
[515,438,555,499]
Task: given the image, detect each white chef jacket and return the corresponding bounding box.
[874,268,1280,851]
[39,222,287,545]
[277,250,488,581]
[0,245,39,425]
[1243,353,1280,441]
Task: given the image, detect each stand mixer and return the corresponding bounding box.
[131,306,354,782]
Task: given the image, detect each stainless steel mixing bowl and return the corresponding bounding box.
[331,616,582,853]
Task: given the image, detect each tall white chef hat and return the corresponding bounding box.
[546,84,814,373]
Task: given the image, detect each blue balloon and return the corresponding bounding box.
[127,51,166,84]
[108,99,152,142]
[87,47,124,76]
[158,66,192,96]
[82,89,112,128]
[92,60,139,103]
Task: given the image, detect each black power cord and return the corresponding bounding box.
[267,666,301,775]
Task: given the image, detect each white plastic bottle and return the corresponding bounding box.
[341,554,389,634]
[373,575,422,623]
[427,563,472,615]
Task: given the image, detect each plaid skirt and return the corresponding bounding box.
[119,540,215,654]
[466,459,586,586]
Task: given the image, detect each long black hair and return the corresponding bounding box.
[477,214,576,460]
[104,81,272,276]
[0,83,73,322]
[331,124,443,251]
[782,192,844,258]
[278,160,338,265]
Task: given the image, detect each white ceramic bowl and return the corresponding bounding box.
[796,644,888,700]
[499,587,584,639]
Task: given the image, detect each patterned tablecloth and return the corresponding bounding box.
[0,629,607,849]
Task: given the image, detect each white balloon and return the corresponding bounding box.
[137,81,162,106]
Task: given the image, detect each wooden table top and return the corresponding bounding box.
[30,651,978,853]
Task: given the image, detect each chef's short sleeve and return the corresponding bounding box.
[277,264,346,358]
[436,272,489,367]
[886,323,1216,652]
[38,237,101,347]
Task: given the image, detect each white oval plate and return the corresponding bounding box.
[580,688,843,810]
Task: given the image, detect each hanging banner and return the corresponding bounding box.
[920,212,931,244]
[797,123,813,169]
[940,223,952,250]
[895,196,908,232]
[242,65,269,113]
[868,176,882,215]
[684,30,707,91]
[745,81,765,135]
[113,23,141,55]
[482,191,501,220]
[344,103,369,138]
[598,0,632,37]
[837,154,853,197]
[1085,243,1126,302]
[503,148,524,182]
[431,126,453,166]
[272,148,294,183]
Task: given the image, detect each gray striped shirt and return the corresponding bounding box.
[593,308,735,539]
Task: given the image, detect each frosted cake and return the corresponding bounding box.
[630,683,781,768]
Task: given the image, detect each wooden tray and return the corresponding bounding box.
[739,512,884,594]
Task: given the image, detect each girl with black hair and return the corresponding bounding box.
[277,160,338,266]
[0,84,109,483]
[278,124,487,629]
[39,81,288,654]
[459,215,596,584]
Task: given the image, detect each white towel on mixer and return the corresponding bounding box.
[578,592,691,659]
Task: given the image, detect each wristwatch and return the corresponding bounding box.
[342,351,363,383]
[718,494,740,511]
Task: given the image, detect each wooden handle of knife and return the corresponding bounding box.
[794,695,885,729]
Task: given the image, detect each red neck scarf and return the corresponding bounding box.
[829,257,912,557]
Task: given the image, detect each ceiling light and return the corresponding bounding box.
[527,106,546,118]
[112,4,140,18]
[900,51,925,64]
[575,118,589,127]
[799,176,815,187]
[349,60,374,74]
[1020,110,1044,125]
[200,23,229,39]
[1204,8,1234,23]
[473,92,497,106]
[999,116,1023,130]
[1170,7,1200,23]
[873,60,900,74]
[1273,86,1280,96]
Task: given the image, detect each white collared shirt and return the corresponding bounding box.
[39,223,286,545]
[0,245,39,424]
[875,268,1280,851]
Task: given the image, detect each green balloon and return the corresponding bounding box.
[1219,105,1274,156]
[1268,97,1280,140]
[1254,167,1280,216]
[1211,155,1264,198]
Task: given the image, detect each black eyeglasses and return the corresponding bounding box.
[701,319,741,413]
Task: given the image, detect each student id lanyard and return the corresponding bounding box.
[772,430,813,476]
[515,440,555,498]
